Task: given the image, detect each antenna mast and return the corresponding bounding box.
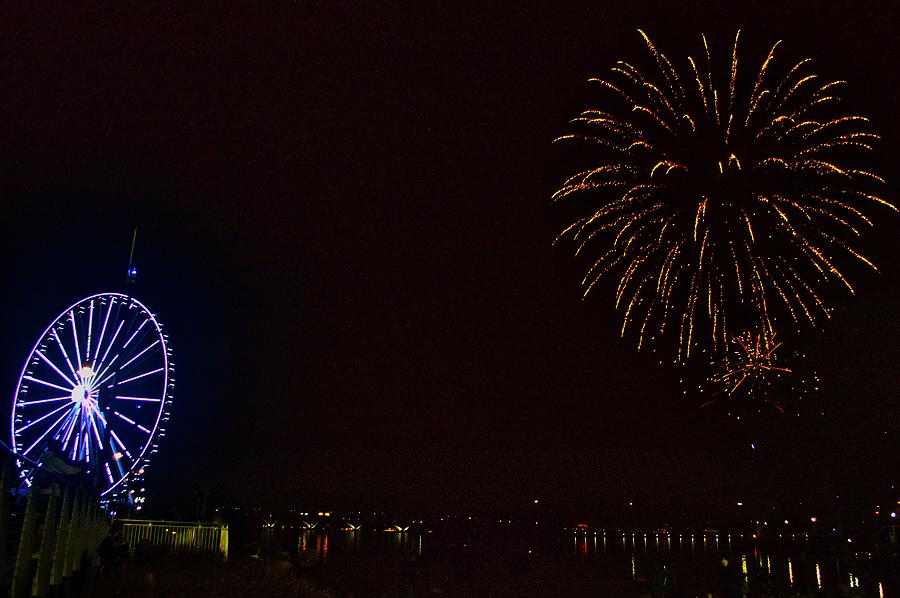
[126,227,139,282]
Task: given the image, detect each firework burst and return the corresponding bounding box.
[693,330,819,418]
[555,30,894,361]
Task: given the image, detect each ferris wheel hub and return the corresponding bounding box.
[70,385,89,403]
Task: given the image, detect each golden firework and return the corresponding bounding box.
[555,31,894,361]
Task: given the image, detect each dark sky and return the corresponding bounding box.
[1,2,898,520]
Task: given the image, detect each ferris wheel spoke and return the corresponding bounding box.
[92,354,121,389]
[36,350,77,387]
[119,339,160,372]
[92,310,122,375]
[89,401,108,426]
[18,401,72,433]
[114,396,161,402]
[88,408,104,449]
[22,408,75,455]
[115,367,164,387]
[109,429,134,460]
[69,312,83,382]
[103,462,115,485]
[90,299,114,370]
[92,319,124,376]
[23,375,72,394]
[86,300,94,361]
[61,410,77,448]
[52,330,80,381]
[19,395,70,406]
[113,411,152,434]
[122,318,149,349]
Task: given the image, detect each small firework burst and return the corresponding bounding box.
[694,331,819,418]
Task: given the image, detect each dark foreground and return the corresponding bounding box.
[95,552,655,597]
[95,547,895,598]
[96,552,333,598]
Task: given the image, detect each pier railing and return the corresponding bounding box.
[120,519,229,561]
[0,462,108,598]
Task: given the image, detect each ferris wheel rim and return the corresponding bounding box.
[10,291,172,497]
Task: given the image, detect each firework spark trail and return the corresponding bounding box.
[555,31,894,361]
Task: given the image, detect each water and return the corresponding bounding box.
[256,527,897,596]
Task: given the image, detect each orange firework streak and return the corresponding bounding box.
[700,332,790,413]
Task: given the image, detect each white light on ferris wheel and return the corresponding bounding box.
[11,293,174,497]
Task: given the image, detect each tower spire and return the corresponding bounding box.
[126,226,138,282]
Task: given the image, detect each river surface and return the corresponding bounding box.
[253,526,897,596]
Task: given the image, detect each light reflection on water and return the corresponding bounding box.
[567,531,891,595]
[265,528,893,596]
[294,528,424,563]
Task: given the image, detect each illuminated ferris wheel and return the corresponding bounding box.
[10,292,174,498]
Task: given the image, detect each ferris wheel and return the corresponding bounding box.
[10,292,174,498]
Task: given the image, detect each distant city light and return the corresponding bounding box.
[810,517,817,523]
[736,502,743,506]
[892,512,897,519]
[533,499,539,504]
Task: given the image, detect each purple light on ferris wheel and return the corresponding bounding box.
[23,375,71,394]
[116,367,164,386]
[115,396,161,402]
[52,329,79,382]
[35,351,76,387]
[17,402,71,433]
[23,409,72,455]
[11,292,174,497]
[19,396,69,406]
[94,318,125,373]
[119,340,160,370]
[122,318,148,349]
[91,299,114,370]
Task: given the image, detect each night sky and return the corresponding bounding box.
[1,2,898,521]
